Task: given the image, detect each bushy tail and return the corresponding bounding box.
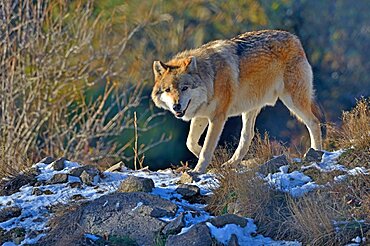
[311,100,326,139]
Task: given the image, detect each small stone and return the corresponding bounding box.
[176,184,200,198]
[80,170,99,186]
[228,234,239,246]
[179,171,200,184]
[43,190,54,195]
[69,165,100,177]
[208,214,247,228]
[71,194,85,201]
[32,217,44,223]
[258,155,289,175]
[162,213,185,235]
[48,173,69,184]
[69,182,82,189]
[0,206,22,222]
[50,157,67,171]
[304,148,324,162]
[39,157,55,164]
[166,223,212,246]
[32,188,43,196]
[117,176,154,193]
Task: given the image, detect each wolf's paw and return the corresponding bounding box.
[221,159,240,168]
[193,165,207,174]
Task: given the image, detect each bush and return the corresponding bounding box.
[0,1,169,177]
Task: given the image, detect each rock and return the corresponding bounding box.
[0,167,39,196]
[43,189,54,195]
[179,171,200,184]
[0,206,22,222]
[304,148,324,162]
[162,213,185,235]
[48,173,69,184]
[69,165,100,177]
[39,156,55,164]
[39,192,177,246]
[228,234,239,246]
[118,176,154,193]
[50,157,67,171]
[258,155,289,175]
[71,194,85,201]
[32,187,54,196]
[105,161,128,172]
[208,214,247,228]
[32,188,43,196]
[176,184,200,198]
[32,217,44,223]
[80,170,99,186]
[69,182,82,189]
[68,165,100,186]
[166,223,212,246]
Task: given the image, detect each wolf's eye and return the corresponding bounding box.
[156,90,162,95]
[181,86,188,91]
[165,88,170,93]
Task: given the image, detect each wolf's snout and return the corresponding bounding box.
[173,103,181,112]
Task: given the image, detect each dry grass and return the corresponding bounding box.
[325,98,370,168]
[208,164,369,245]
[245,131,290,166]
[209,100,370,245]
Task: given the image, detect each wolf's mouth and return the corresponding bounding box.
[175,100,191,118]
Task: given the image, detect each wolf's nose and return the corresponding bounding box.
[173,104,181,112]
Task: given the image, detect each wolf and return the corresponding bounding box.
[151,30,322,173]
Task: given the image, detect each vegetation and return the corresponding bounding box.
[208,99,370,245]
[1,0,369,171]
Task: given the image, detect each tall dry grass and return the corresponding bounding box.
[325,98,369,168]
[209,100,370,245]
[0,1,169,177]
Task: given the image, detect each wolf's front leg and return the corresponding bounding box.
[193,116,226,173]
[186,117,208,158]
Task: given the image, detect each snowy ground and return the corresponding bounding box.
[0,149,368,245]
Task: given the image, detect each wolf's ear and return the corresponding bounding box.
[153,61,167,78]
[184,56,197,73]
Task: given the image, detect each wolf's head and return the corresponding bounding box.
[151,56,206,121]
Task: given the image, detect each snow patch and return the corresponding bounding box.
[206,219,301,246]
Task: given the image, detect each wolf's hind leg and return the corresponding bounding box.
[280,95,322,150]
[186,117,208,158]
[281,58,322,150]
[222,109,259,167]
